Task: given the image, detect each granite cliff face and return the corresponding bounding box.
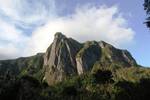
[43,32,137,85]
[0,32,137,85]
[43,33,82,85]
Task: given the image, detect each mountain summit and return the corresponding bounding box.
[43,32,137,85]
[43,32,82,85]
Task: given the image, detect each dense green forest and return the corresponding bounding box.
[1,65,150,100]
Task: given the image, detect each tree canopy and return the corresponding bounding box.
[144,0,150,28]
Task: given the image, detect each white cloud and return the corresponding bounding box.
[0,43,20,59]
[0,18,29,59]
[26,5,135,56]
[0,19,26,42]
[0,0,55,59]
[0,1,135,60]
[0,0,56,25]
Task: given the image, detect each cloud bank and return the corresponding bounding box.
[0,0,135,59]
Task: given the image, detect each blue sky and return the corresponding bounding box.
[0,0,149,67]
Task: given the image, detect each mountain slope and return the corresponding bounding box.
[0,53,44,80]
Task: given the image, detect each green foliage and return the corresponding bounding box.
[92,69,114,84]
[1,65,150,100]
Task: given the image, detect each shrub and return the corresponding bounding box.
[93,69,114,84]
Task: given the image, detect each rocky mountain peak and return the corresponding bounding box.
[99,41,112,48]
[43,33,82,85]
[54,32,66,40]
[43,33,137,85]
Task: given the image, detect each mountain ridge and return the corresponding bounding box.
[43,32,137,85]
[0,32,138,85]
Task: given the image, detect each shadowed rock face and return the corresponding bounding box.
[43,33,137,85]
[76,41,101,75]
[98,41,136,67]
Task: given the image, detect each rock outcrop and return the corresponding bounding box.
[43,32,82,85]
[43,33,137,85]
[76,41,101,74]
[98,41,136,67]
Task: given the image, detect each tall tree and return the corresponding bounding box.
[144,0,150,28]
